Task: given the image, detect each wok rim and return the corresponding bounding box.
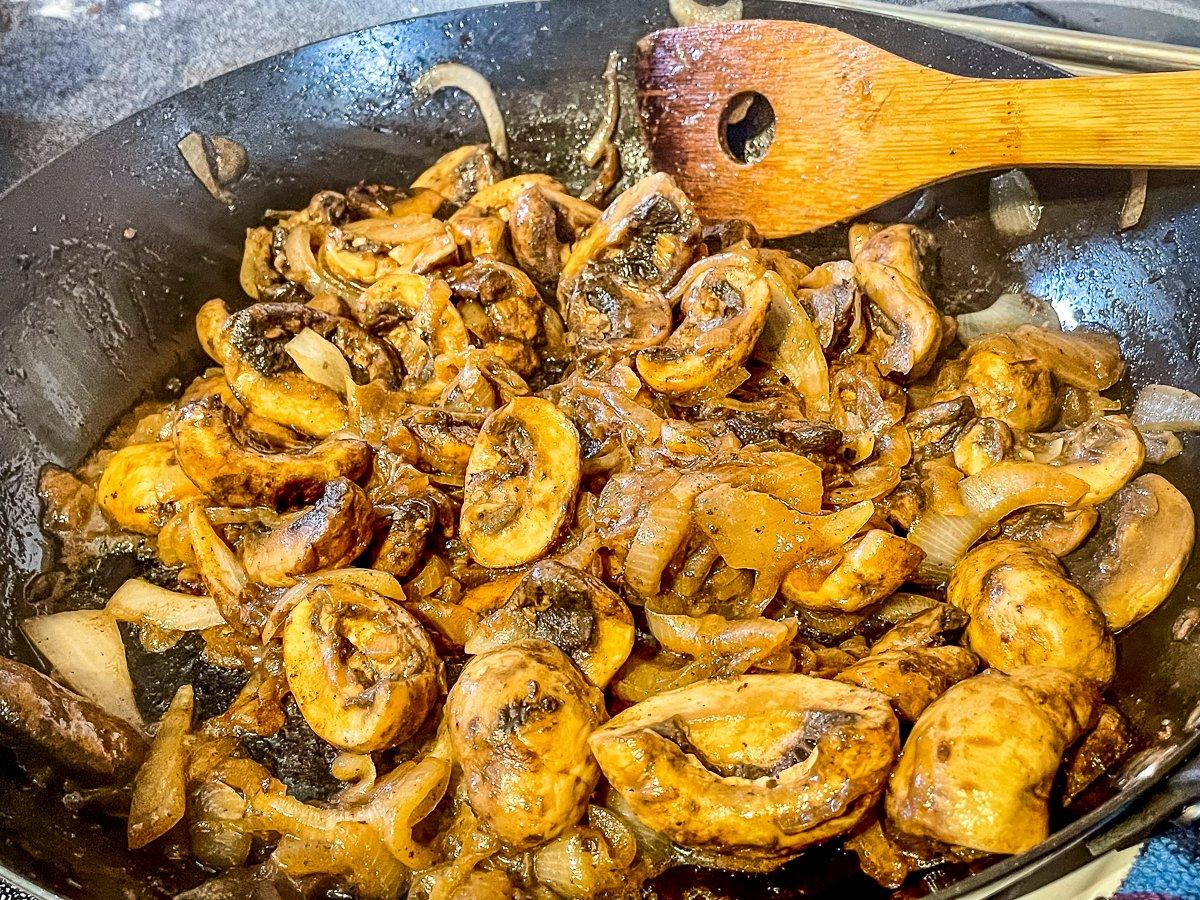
[0,2,1193,898]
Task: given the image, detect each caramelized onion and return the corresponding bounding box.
[128,684,192,849]
[22,610,143,727]
[285,328,352,394]
[1132,384,1200,432]
[415,63,509,161]
[908,462,1089,579]
[670,0,742,24]
[107,579,224,634]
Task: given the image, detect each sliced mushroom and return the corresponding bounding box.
[282,580,443,752]
[886,666,1099,855]
[174,395,372,508]
[464,560,634,689]
[0,656,147,782]
[369,480,454,579]
[461,397,581,568]
[1000,505,1098,557]
[447,258,545,376]
[559,173,700,351]
[510,186,601,286]
[97,441,202,534]
[1006,325,1124,392]
[856,260,942,380]
[836,644,978,720]
[794,260,863,352]
[952,417,1014,476]
[589,674,899,867]
[1029,415,1145,505]
[215,302,399,438]
[447,639,606,848]
[242,479,375,587]
[934,344,1056,432]
[410,144,503,206]
[849,223,937,296]
[346,182,446,219]
[782,530,924,613]
[635,251,772,394]
[1066,473,1195,630]
[407,407,485,477]
[947,539,1115,685]
[1062,704,1133,805]
[870,603,969,654]
[353,273,469,365]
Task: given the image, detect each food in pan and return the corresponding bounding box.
[14,97,1200,900]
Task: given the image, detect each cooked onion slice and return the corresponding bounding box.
[22,609,143,727]
[286,328,353,394]
[908,461,1089,580]
[582,51,621,168]
[670,0,742,25]
[956,292,1060,343]
[989,169,1042,237]
[1140,428,1184,465]
[1119,169,1148,232]
[415,62,509,161]
[128,684,193,849]
[107,579,225,633]
[1132,384,1200,432]
[625,473,719,597]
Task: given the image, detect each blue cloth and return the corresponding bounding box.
[1116,825,1200,900]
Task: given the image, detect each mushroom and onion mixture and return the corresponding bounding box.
[18,142,1200,898]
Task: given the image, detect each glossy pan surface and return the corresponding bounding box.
[1,2,1199,897]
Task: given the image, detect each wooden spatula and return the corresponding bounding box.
[635,20,1200,237]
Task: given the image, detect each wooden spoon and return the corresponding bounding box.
[636,21,1200,237]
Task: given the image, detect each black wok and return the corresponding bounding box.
[2,1,1200,897]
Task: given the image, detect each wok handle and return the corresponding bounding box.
[1086,752,1200,857]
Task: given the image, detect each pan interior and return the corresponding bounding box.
[1,1,1199,897]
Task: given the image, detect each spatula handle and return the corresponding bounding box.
[950,71,1200,169]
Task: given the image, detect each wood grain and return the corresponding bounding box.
[636,21,1200,237]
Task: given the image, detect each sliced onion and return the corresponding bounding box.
[956,292,1060,343]
[107,578,224,633]
[1132,384,1200,432]
[283,224,362,301]
[755,272,829,416]
[694,485,873,605]
[625,473,719,597]
[128,684,193,849]
[286,328,353,394]
[1012,325,1124,391]
[1119,169,1148,232]
[989,169,1042,238]
[670,0,742,25]
[1140,428,1184,465]
[644,609,793,661]
[22,609,143,727]
[582,51,621,168]
[908,461,1089,580]
[414,62,508,161]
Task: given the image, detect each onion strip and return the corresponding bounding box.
[989,169,1042,238]
[956,292,1060,343]
[107,578,224,633]
[670,0,742,24]
[582,52,620,168]
[415,62,508,161]
[1119,169,1148,231]
[1132,384,1200,432]
[286,328,353,394]
[908,461,1089,580]
[22,609,144,727]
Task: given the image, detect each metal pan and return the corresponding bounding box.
[2,2,1200,896]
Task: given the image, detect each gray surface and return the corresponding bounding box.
[4,0,1200,194]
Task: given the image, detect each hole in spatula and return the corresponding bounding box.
[720,91,775,165]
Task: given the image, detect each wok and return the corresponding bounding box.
[1,1,1200,897]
